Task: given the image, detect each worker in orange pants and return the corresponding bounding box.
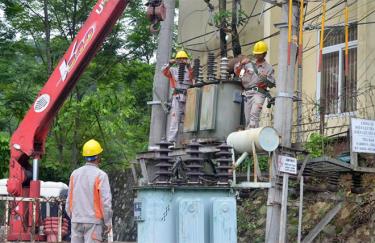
[66,139,113,243]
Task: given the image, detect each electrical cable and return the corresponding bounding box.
[178,3,275,46]
[183,0,346,54]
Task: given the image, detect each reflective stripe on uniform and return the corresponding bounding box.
[94,176,104,220]
[161,66,177,88]
[69,176,74,213]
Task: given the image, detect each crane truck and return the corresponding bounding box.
[5,0,165,240]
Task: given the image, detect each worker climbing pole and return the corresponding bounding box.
[146,0,166,33]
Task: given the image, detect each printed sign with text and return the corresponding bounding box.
[351,118,375,154]
[278,155,297,174]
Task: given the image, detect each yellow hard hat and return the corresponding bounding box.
[175,50,188,59]
[82,139,103,157]
[253,41,268,55]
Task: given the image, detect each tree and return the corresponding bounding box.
[0,1,157,182]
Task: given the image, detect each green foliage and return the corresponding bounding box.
[304,133,332,158]
[212,10,248,28]
[0,133,10,178]
[0,1,157,183]
[236,155,270,173]
[213,10,232,27]
[237,191,267,243]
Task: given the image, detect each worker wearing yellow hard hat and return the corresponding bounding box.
[234,41,276,129]
[175,50,189,59]
[66,139,113,241]
[252,40,268,55]
[161,50,194,146]
[82,139,103,158]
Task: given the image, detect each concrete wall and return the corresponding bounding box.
[178,0,265,61]
[178,0,375,142]
[296,0,375,141]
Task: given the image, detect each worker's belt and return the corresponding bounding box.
[244,86,269,96]
[173,88,187,95]
[245,86,260,92]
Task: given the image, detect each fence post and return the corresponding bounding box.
[58,201,62,242]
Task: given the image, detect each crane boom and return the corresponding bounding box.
[6,0,129,240]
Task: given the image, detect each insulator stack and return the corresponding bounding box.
[215,143,233,184]
[327,172,339,192]
[207,52,217,82]
[154,140,173,184]
[198,66,204,83]
[351,172,364,194]
[220,57,229,81]
[178,62,186,84]
[185,141,204,184]
[193,58,200,82]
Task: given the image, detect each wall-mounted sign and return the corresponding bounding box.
[351,118,375,154]
[278,155,297,174]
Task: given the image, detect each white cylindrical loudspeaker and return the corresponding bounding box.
[227,127,280,153]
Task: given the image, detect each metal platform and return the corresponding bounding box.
[302,155,375,175]
[302,156,352,174]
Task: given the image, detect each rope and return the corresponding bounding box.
[344,0,349,77]
[318,0,326,72]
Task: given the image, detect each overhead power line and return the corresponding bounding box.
[178,3,275,46]
[182,0,346,53]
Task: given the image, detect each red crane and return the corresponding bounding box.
[6,0,131,240]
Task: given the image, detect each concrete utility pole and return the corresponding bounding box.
[219,0,228,57]
[148,0,175,149]
[265,1,298,242]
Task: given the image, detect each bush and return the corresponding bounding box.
[304,133,332,158]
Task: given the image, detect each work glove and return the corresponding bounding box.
[257,82,267,89]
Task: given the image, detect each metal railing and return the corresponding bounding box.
[0,196,65,243]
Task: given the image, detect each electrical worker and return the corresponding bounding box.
[234,41,276,129]
[161,50,194,144]
[66,139,113,243]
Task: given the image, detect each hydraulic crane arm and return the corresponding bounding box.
[8,0,128,196]
[6,0,129,240]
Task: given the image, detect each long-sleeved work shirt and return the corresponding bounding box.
[234,60,275,89]
[161,64,193,90]
[65,162,113,226]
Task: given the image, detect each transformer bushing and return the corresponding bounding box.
[198,65,204,83]
[215,143,233,184]
[178,62,186,84]
[193,58,200,82]
[154,140,173,184]
[185,142,204,184]
[207,52,217,82]
[220,57,229,81]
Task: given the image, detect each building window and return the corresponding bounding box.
[321,24,357,114]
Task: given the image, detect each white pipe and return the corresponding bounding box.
[227,127,279,153]
[233,152,249,168]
